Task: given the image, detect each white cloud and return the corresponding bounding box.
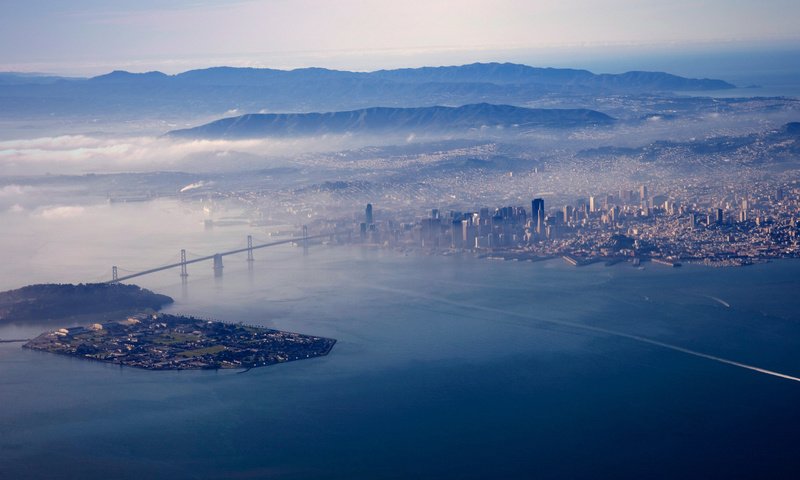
[0,184,36,197]
[37,205,86,219]
[0,134,358,175]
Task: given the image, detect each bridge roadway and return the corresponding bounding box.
[109,233,332,284]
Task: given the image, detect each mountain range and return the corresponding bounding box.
[0,62,735,120]
[88,62,733,90]
[166,103,615,139]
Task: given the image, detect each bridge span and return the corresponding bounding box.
[108,229,336,284]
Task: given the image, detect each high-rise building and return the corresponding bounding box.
[740,199,748,223]
[451,220,463,248]
[462,219,476,247]
[531,198,544,216]
[516,207,527,226]
[365,203,373,225]
[589,196,597,213]
[531,198,544,234]
[576,198,587,215]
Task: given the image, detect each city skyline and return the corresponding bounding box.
[2,3,800,477]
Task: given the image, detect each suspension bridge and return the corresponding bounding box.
[108,226,338,283]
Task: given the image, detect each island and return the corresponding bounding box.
[24,313,336,370]
[0,283,173,325]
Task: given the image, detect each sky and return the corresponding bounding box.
[1,0,799,75]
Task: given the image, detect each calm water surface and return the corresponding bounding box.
[1,200,800,479]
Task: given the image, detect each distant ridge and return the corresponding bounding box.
[0,72,77,86]
[369,63,734,90]
[0,62,736,119]
[90,70,169,83]
[166,103,615,139]
[87,62,734,91]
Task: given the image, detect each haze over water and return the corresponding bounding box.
[3,0,800,476]
[2,199,800,479]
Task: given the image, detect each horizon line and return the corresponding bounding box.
[2,39,799,77]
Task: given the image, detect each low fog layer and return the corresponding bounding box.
[1,98,796,177]
[0,63,798,278]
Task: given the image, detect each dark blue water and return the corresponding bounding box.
[2,248,800,479]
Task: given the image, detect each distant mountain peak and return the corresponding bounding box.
[1,62,737,120]
[167,103,615,140]
[80,62,733,90]
[90,70,169,82]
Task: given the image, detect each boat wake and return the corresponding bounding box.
[365,284,800,384]
[707,295,731,308]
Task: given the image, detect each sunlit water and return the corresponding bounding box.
[2,199,800,479]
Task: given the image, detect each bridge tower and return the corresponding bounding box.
[112,266,118,282]
[247,235,254,262]
[302,225,309,256]
[180,249,189,278]
[213,253,224,277]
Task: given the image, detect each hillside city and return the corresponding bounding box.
[174,123,799,268]
[304,174,800,267]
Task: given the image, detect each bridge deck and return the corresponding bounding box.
[109,233,330,283]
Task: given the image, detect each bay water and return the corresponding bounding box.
[2,200,800,478]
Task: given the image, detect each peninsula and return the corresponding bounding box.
[0,283,173,325]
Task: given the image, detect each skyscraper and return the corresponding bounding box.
[531,198,544,235]
[365,203,373,225]
[563,205,573,223]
